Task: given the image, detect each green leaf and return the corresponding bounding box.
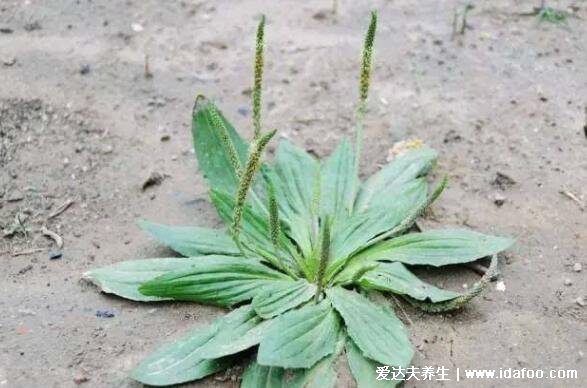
[271,141,319,257]
[355,147,437,212]
[288,332,345,388]
[83,258,202,302]
[253,279,317,319]
[197,305,270,358]
[138,220,239,257]
[358,262,460,302]
[326,179,427,280]
[288,359,337,388]
[241,361,288,388]
[192,96,248,196]
[139,256,290,306]
[321,138,355,219]
[327,287,413,367]
[257,299,341,368]
[357,229,514,266]
[130,306,260,386]
[346,338,401,387]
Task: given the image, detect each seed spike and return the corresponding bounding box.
[352,11,378,211]
[252,15,266,140]
[232,129,276,245]
[314,217,331,303]
[359,11,377,111]
[209,105,242,176]
[407,254,499,312]
[266,175,281,249]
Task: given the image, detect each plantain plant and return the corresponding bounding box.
[84,12,513,387]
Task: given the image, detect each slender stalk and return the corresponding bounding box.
[352,11,377,211]
[252,15,265,140]
[314,217,331,303]
[232,129,276,246]
[209,105,242,176]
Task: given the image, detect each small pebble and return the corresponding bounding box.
[80,64,91,75]
[494,193,506,207]
[496,281,506,292]
[564,278,573,286]
[575,297,585,307]
[73,375,89,385]
[2,56,16,66]
[7,190,24,202]
[573,263,582,272]
[131,22,144,32]
[96,309,115,318]
[48,249,62,260]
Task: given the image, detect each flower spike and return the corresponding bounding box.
[209,105,242,176]
[252,15,266,140]
[314,216,331,302]
[266,175,281,250]
[352,11,378,211]
[232,129,276,247]
[359,11,377,112]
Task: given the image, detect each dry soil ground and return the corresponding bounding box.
[0,1,586,387]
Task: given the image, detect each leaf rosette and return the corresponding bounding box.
[84,12,514,387]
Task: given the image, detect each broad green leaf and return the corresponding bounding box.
[327,287,413,367]
[192,96,248,196]
[288,332,345,388]
[139,255,289,306]
[288,358,337,388]
[357,229,514,266]
[358,262,460,302]
[326,179,427,280]
[130,306,257,386]
[346,338,401,387]
[83,257,202,302]
[241,361,288,388]
[355,147,437,212]
[320,138,355,219]
[252,279,317,319]
[257,299,341,368]
[271,141,319,257]
[197,305,270,358]
[138,220,239,257]
[336,229,514,284]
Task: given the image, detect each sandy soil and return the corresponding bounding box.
[1,1,586,387]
